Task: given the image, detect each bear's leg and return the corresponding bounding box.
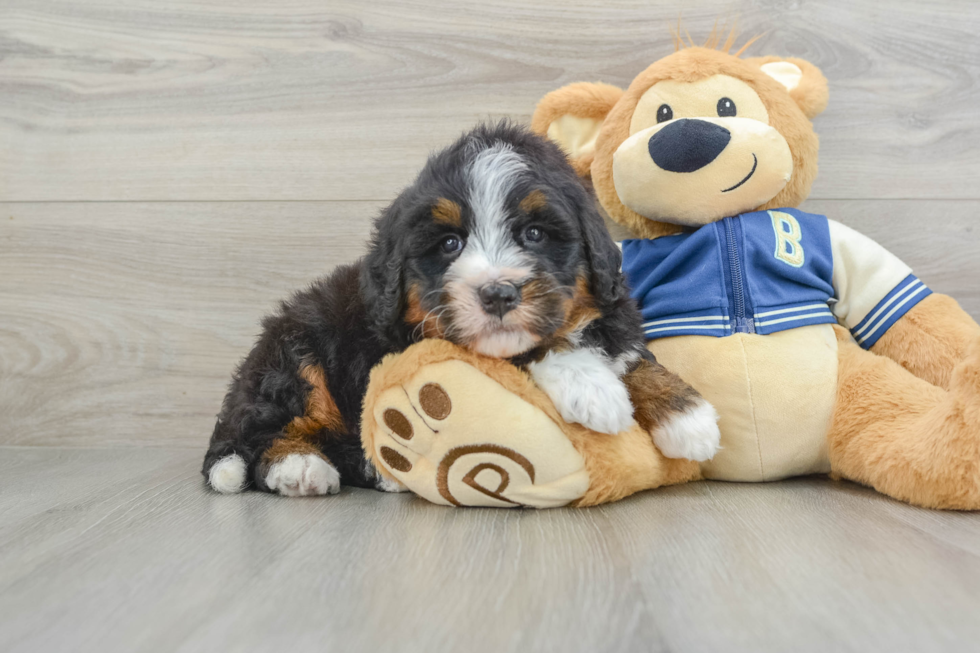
[828,326,980,510]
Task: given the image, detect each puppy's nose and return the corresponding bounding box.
[648,118,731,173]
[478,283,521,317]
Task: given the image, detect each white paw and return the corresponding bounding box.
[208,454,247,494]
[653,400,722,462]
[265,453,340,497]
[375,475,410,493]
[529,348,634,435]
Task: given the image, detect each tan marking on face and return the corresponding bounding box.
[518,277,555,306]
[445,275,541,357]
[404,284,445,338]
[556,275,602,339]
[519,189,548,213]
[404,284,428,324]
[504,275,600,359]
[500,277,562,341]
[432,197,462,227]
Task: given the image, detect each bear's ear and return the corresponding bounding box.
[745,56,829,120]
[531,82,624,178]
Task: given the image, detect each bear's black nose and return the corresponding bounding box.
[647,119,731,173]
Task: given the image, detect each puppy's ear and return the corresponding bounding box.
[531,82,624,178]
[576,194,625,310]
[362,202,408,346]
[745,56,829,120]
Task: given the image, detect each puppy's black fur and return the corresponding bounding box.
[203,122,693,493]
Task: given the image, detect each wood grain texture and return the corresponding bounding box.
[0,201,380,447]
[1,0,979,201]
[0,447,978,653]
[2,199,977,448]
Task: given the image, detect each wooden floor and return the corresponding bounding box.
[2,447,980,653]
[2,1,980,651]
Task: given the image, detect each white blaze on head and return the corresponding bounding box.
[445,142,538,356]
[452,142,533,286]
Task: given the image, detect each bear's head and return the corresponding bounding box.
[532,45,829,239]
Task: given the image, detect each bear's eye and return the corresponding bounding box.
[656,104,673,123]
[717,97,737,117]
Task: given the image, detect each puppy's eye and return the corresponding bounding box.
[656,104,673,123]
[523,225,545,243]
[439,235,464,254]
[717,97,736,117]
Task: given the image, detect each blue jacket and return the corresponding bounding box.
[621,208,931,350]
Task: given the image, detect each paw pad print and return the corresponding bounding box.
[418,383,451,419]
[383,408,414,440]
[378,383,450,472]
[367,359,590,508]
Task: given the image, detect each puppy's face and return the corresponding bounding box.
[366,126,620,358]
[406,143,582,358]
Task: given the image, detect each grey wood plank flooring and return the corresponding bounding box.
[1,447,978,653]
[1,0,978,201]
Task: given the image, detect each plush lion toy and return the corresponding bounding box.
[361,40,980,510]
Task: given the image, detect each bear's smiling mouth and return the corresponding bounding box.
[721,153,758,193]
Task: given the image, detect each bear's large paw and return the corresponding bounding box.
[652,399,721,462]
[366,357,590,508]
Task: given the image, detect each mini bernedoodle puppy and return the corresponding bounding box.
[203,122,720,496]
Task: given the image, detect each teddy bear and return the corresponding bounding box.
[360,39,980,510]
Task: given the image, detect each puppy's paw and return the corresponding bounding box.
[652,399,721,462]
[265,453,341,497]
[375,475,410,493]
[364,459,410,493]
[529,349,634,435]
[367,350,591,508]
[208,453,247,494]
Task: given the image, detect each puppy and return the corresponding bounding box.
[202,122,719,496]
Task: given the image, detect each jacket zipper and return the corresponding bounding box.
[723,216,755,334]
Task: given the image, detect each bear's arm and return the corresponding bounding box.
[828,219,980,389]
[870,294,980,389]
